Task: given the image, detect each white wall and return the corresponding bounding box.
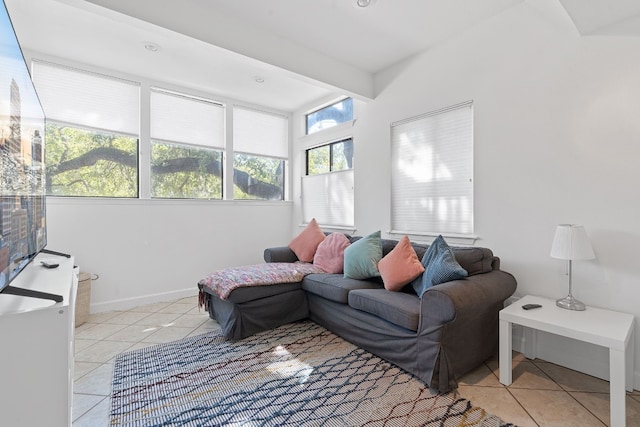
[42,0,639,388]
[295,0,640,387]
[47,198,292,312]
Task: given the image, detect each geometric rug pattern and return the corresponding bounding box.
[111,321,514,426]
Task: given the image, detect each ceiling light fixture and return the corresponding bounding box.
[144,42,161,52]
[353,0,376,8]
[254,76,265,83]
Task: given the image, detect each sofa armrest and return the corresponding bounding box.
[263,246,299,263]
[420,270,516,328]
[418,269,517,391]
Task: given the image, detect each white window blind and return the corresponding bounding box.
[32,61,139,135]
[233,107,288,158]
[302,170,354,227]
[390,101,473,236]
[151,89,224,148]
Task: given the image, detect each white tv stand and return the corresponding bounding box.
[0,253,77,427]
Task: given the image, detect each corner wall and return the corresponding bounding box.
[295,0,640,388]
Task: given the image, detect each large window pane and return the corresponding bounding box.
[306,98,353,135]
[233,153,284,200]
[306,138,353,175]
[151,142,222,199]
[330,139,353,171]
[150,89,225,199]
[390,101,473,235]
[45,122,138,197]
[232,106,287,200]
[33,61,140,197]
[307,145,330,175]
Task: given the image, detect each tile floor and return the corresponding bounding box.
[72,296,640,426]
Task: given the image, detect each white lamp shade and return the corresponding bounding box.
[550,224,595,260]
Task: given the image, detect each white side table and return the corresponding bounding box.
[499,295,635,427]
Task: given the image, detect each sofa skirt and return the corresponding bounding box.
[306,293,450,391]
[203,288,309,340]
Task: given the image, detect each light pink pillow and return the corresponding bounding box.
[378,235,425,291]
[288,218,326,262]
[313,232,351,273]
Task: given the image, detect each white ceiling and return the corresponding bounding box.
[5,0,640,112]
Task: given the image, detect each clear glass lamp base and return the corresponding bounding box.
[556,295,586,311]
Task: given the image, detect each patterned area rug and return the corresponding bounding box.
[111,321,513,426]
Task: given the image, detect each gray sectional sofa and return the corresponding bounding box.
[199,236,517,392]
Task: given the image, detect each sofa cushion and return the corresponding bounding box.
[289,218,326,262]
[378,235,425,291]
[302,273,383,304]
[348,289,420,332]
[383,239,493,277]
[313,232,350,274]
[343,230,383,280]
[224,282,304,304]
[452,247,494,276]
[412,235,468,297]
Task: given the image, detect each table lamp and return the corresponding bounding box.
[550,224,595,311]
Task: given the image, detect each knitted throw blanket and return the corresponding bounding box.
[198,262,324,300]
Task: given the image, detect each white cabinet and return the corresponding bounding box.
[0,253,77,427]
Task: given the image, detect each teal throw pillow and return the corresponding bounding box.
[412,235,468,297]
[343,231,383,279]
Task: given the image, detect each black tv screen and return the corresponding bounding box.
[0,0,47,292]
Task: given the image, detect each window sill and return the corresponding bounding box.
[387,230,478,246]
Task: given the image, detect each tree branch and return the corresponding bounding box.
[48,147,283,200]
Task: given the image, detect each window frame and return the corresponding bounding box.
[299,100,356,229]
[149,87,225,200]
[305,137,353,176]
[32,60,141,198]
[231,106,289,201]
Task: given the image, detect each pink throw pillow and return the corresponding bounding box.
[289,218,326,262]
[378,235,425,291]
[313,232,351,273]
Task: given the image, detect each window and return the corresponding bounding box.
[32,59,291,202]
[390,101,473,236]
[302,138,354,228]
[306,98,353,135]
[302,170,354,228]
[233,107,287,200]
[306,138,353,175]
[32,61,140,197]
[150,89,224,199]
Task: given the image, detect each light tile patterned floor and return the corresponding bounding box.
[72,296,217,426]
[72,297,640,426]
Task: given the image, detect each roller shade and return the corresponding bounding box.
[390,101,473,235]
[32,60,139,136]
[151,88,224,148]
[233,106,288,158]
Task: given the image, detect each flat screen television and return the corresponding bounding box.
[0,0,53,300]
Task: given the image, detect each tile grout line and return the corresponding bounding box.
[73,300,208,426]
[485,360,540,426]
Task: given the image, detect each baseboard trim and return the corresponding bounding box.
[90,287,199,313]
